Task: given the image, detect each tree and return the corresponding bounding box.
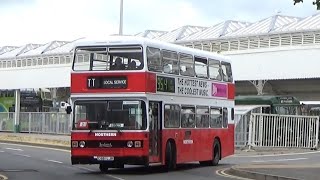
[293,0,320,10]
[313,0,320,10]
[293,0,303,5]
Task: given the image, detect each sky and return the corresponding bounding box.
[0,0,318,46]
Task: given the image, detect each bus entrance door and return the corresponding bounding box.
[148,101,162,163]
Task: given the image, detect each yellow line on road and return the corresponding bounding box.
[215,168,253,180]
[0,173,8,180]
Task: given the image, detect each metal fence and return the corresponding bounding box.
[234,106,266,148]
[0,112,71,135]
[0,112,15,132]
[234,113,249,148]
[1,112,319,149]
[248,113,319,149]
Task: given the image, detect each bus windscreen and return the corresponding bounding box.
[73,100,147,130]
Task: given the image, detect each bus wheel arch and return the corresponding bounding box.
[199,137,221,166]
[165,139,177,170]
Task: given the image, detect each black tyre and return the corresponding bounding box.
[99,164,109,173]
[165,141,176,171]
[212,139,221,166]
[199,139,221,166]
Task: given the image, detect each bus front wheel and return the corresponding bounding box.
[165,141,176,171]
[99,164,109,173]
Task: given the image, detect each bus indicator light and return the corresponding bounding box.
[134,141,141,148]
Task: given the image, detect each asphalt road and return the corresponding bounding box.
[0,143,237,180]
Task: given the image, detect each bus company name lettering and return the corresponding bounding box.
[177,77,209,97]
[94,133,117,137]
[103,79,126,85]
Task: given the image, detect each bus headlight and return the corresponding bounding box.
[79,141,86,148]
[127,141,133,148]
[134,141,141,148]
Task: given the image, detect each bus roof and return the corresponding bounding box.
[235,95,301,106]
[73,35,231,63]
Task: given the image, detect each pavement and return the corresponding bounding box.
[227,163,320,180]
[0,132,69,150]
[0,132,319,180]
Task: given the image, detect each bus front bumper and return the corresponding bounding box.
[71,155,149,165]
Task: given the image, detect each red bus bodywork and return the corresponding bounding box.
[70,71,235,166]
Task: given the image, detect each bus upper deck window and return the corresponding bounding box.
[147,47,162,72]
[221,62,233,82]
[208,59,221,81]
[195,57,208,78]
[72,46,143,71]
[161,50,178,74]
[179,53,194,77]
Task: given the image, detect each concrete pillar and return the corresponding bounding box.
[249,80,268,95]
[14,89,20,133]
[52,88,57,108]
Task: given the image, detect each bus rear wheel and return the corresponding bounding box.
[212,139,221,166]
[165,141,176,171]
[199,139,220,166]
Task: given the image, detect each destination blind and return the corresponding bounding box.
[87,76,127,89]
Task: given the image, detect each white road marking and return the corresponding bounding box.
[5,147,23,151]
[106,174,126,180]
[232,150,320,158]
[0,173,8,180]
[0,150,5,152]
[216,168,253,180]
[0,142,70,152]
[252,157,308,163]
[2,170,24,172]
[77,166,95,172]
[46,159,63,164]
[78,166,125,180]
[13,153,31,158]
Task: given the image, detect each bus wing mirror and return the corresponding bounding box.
[66,105,72,114]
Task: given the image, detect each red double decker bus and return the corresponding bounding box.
[68,36,235,172]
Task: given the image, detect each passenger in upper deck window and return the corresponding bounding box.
[112,57,125,70]
[127,61,137,70]
[217,67,228,81]
[185,66,194,76]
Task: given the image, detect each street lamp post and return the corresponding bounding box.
[119,0,123,35]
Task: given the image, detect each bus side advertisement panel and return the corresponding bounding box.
[156,75,231,99]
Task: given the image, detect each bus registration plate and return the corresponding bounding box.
[94,156,114,161]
